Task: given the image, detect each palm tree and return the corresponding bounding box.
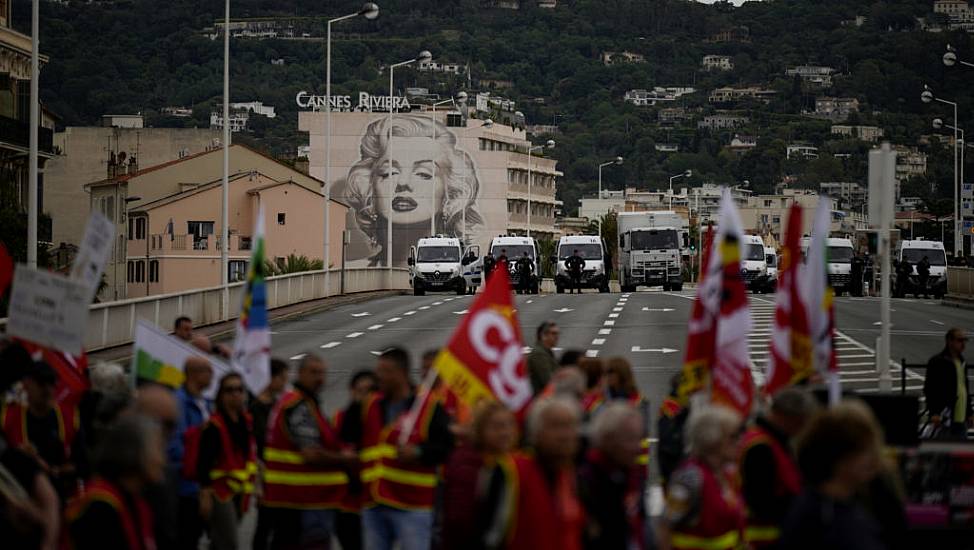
[537,238,557,278]
[264,254,325,276]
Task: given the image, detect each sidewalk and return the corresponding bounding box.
[88,289,405,363]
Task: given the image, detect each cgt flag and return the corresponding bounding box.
[432,260,533,414]
[678,225,717,403]
[232,207,271,395]
[803,198,839,403]
[765,204,813,395]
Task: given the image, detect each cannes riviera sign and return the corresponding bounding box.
[295,91,412,112]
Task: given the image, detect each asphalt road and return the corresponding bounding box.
[248,286,974,421]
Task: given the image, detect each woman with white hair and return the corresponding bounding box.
[345,115,485,267]
[657,405,745,550]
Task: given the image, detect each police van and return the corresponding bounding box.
[553,235,609,293]
[407,236,482,296]
[488,235,540,294]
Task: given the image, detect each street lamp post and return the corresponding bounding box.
[922,86,961,256]
[429,91,467,235]
[668,169,692,209]
[933,118,965,248]
[597,156,623,237]
[27,0,38,268]
[387,50,432,270]
[459,117,492,244]
[220,0,230,318]
[326,3,378,295]
[526,139,555,238]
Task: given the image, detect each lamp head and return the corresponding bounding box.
[933,118,944,130]
[455,91,468,102]
[685,169,693,177]
[482,118,494,128]
[360,2,380,19]
[921,87,934,104]
[417,50,433,64]
[615,156,624,165]
[514,110,524,119]
[546,139,556,149]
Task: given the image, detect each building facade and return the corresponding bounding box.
[813,97,859,122]
[298,109,561,268]
[831,124,885,141]
[702,55,733,71]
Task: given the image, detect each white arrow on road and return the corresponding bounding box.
[351,312,371,317]
[641,307,675,312]
[553,308,574,313]
[453,309,469,315]
[631,346,679,354]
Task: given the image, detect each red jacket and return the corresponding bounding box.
[498,452,584,550]
[67,477,155,550]
[738,424,802,547]
[669,457,744,550]
[205,411,257,508]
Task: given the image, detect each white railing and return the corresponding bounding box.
[1,268,409,352]
[948,266,974,298]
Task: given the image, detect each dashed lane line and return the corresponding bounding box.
[387,317,401,323]
[592,338,606,346]
[320,342,341,349]
[289,353,306,361]
[346,332,364,339]
[599,328,612,335]
[367,324,384,331]
[404,311,416,316]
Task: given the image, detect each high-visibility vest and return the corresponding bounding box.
[737,425,802,547]
[333,407,365,514]
[359,393,440,510]
[1,401,79,460]
[670,458,744,550]
[66,477,155,550]
[207,411,258,508]
[623,392,652,467]
[581,390,604,415]
[498,452,584,550]
[262,390,348,509]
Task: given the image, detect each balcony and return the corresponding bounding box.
[148,234,253,254]
[0,114,54,154]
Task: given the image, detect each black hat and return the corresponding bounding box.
[25,361,57,387]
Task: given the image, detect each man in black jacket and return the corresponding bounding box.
[565,250,585,294]
[923,328,970,438]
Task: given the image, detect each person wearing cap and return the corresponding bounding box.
[1,360,88,500]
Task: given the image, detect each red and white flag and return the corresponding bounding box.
[802,198,839,403]
[764,204,813,395]
[680,189,754,416]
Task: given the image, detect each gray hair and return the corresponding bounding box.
[526,396,581,446]
[89,362,129,396]
[684,405,741,457]
[551,367,585,399]
[770,387,818,419]
[589,402,641,449]
[94,413,161,480]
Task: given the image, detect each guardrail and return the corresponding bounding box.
[947,266,974,298]
[2,268,409,352]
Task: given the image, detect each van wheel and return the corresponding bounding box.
[414,286,425,296]
[662,284,670,292]
[673,283,683,292]
[532,282,540,295]
[556,284,564,294]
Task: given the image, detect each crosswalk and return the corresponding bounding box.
[746,297,924,395]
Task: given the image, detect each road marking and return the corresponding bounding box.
[368,324,384,330]
[586,350,600,357]
[618,298,628,303]
[351,312,371,317]
[347,332,364,338]
[453,310,469,315]
[444,298,454,302]
[608,313,620,318]
[604,320,616,326]
[387,317,401,323]
[419,306,430,310]
[631,346,679,354]
[433,301,443,306]
[613,307,624,312]
[930,320,945,326]
[599,328,612,335]
[370,350,384,356]
[526,300,534,304]
[641,307,675,312]
[404,311,416,316]
[622,294,631,298]
[522,346,532,354]
[554,308,574,313]
[320,342,341,349]
[289,353,306,361]
[592,338,606,346]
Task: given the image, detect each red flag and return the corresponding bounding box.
[765,204,812,395]
[678,226,716,403]
[432,261,532,414]
[0,241,12,297]
[16,339,90,406]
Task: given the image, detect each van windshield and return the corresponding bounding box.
[765,254,777,267]
[559,244,602,260]
[902,248,946,266]
[492,245,534,260]
[828,246,854,263]
[745,243,765,261]
[417,246,459,263]
[630,229,678,250]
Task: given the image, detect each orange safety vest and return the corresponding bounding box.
[737,425,802,547]
[623,392,652,467]
[498,452,584,550]
[360,393,440,510]
[670,458,744,550]
[206,411,258,508]
[66,477,155,550]
[262,389,348,509]
[1,401,79,460]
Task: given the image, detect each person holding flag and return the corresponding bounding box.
[232,207,271,397]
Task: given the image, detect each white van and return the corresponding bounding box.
[764,246,779,289]
[800,236,856,296]
[553,235,609,293]
[489,235,540,294]
[407,236,481,296]
[741,235,771,292]
[896,239,948,298]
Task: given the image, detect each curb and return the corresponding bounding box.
[87,289,407,363]
[942,295,974,310]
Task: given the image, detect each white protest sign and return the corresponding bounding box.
[70,211,115,301]
[132,319,233,398]
[6,266,89,355]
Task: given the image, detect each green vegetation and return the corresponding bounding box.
[265,254,324,276]
[14,0,969,216]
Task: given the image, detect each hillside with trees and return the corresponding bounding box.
[12,0,971,215]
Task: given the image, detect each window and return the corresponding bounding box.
[105,196,115,221]
[187,221,214,249]
[149,260,159,283]
[277,213,286,225]
[128,217,146,240]
[127,261,135,283]
[135,260,145,283]
[763,200,773,207]
[229,260,247,282]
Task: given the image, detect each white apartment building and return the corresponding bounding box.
[831,124,884,142]
[230,101,276,118]
[210,112,249,132]
[102,114,144,128]
[702,55,734,71]
[820,181,866,208]
[418,61,465,74]
[698,114,750,130]
[785,65,835,87]
[709,87,776,104]
[787,144,819,159]
[814,97,859,122]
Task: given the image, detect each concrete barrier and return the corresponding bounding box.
[1,268,409,352]
[947,266,974,298]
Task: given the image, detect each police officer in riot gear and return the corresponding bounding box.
[565,249,585,294]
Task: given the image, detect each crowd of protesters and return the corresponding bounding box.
[0,315,967,550]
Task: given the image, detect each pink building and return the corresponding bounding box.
[87,144,346,299]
